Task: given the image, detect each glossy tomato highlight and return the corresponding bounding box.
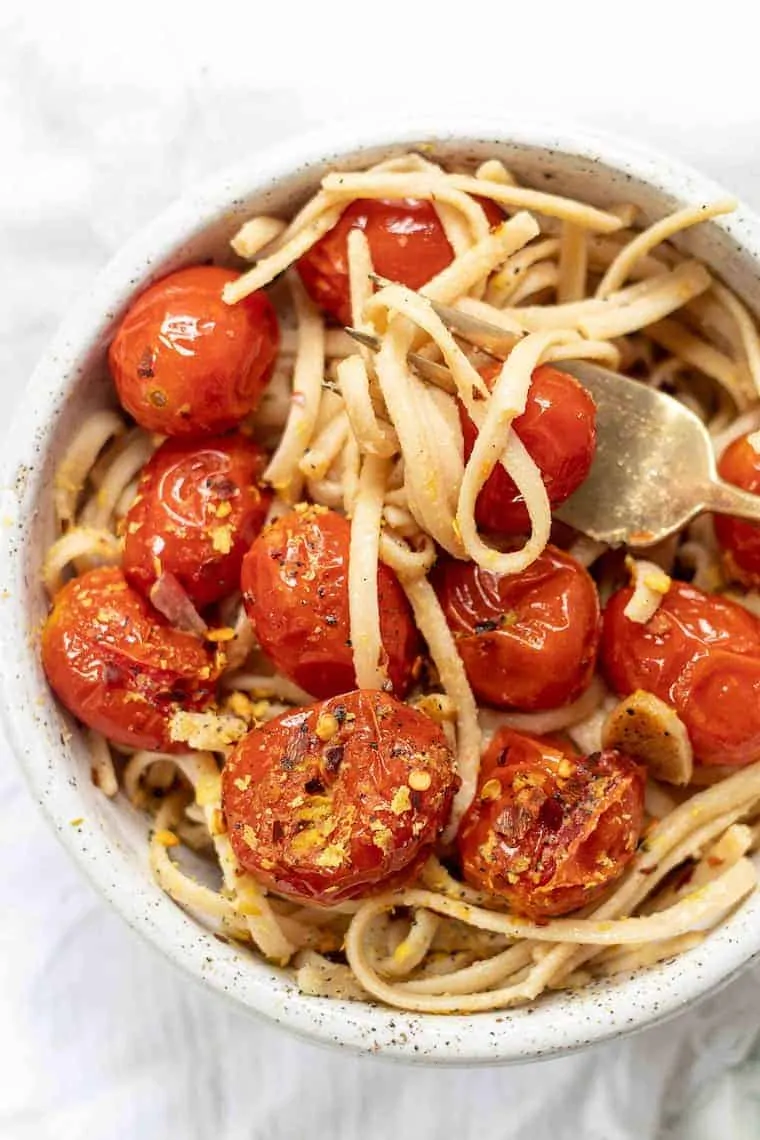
[457,728,645,918]
[41,567,219,751]
[241,506,419,699]
[222,690,457,905]
[432,545,600,710]
[109,265,279,436]
[460,363,597,535]
[297,197,503,325]
[123,433,270,609]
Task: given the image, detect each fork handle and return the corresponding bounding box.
[703,479,760,523]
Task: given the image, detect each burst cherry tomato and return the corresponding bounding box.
[431,545,600,710]
[109,265,279,436]
[715,432,760,585]
[459,363,597,534]
[123,433,270,609]
[41,567,219,751]
[222,690,457,904]
[241,506,419,699]
[601,579,760,766]
[297,197,503,325]
[457,728,645,918]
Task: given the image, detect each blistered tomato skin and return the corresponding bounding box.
[715,433,760,585]
[460,363,597,535]
[241,506,419,699]
[297,197,503,325]
[41,567,219,751]
[222,690,458,905]
[123,434,271,609]
[601,580,760,766]
[108,265,279,436]
[431,545,600,710]
[457,729,645,918]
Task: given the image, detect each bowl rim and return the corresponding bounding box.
[4,113,760,1064]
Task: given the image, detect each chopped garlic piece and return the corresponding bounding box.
[154,829,180,848]
[390,785,412,814]
[169,710,248,751]
[623,558,671,624]
[315,711,339,741]
[411,693,457,724]
[602,690,693,785]
[209,525,233,555]
[409,769,431,791]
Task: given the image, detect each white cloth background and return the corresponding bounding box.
[3,5,760,1137]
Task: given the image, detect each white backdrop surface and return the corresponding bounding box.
[3,6,760,1137]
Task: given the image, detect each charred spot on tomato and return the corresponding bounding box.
[205,475,237,499]
[324,744,344,773]
[537,796,564,832]
[102,662,125,686]
[474,618,500,634]
[166,686,191,704]
[137,348,156,379]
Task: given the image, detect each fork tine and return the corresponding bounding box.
[368,273,521,357]
[344,327,457,395]
[343,327,379,352]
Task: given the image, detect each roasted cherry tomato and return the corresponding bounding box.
[241,506,419,699]
[297,197,503,325]
[459,363,597,534]
[109,265,279,436]
[41,567,219,751]
[715,432,760,585]
[431,545,600,710]
[222,690,457,904]
[457,728,645,918]
[123,433,270,609]
[601,579,760,766]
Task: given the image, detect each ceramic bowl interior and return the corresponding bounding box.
[4,119,760,1064]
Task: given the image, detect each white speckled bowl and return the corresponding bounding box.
[4,117,760,1064]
